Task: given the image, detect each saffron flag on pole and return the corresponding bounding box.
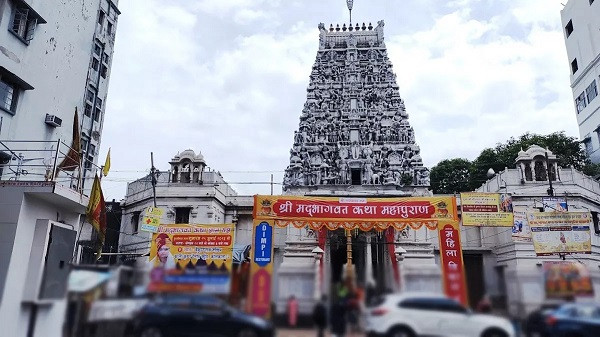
[86,174,107,260]
[102,148,111,177]
[55,107,81,178]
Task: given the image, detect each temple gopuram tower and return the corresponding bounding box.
[283,21,430,194]
[275,20,440,317]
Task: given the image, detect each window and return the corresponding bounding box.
[86,89,95,102]
[175,207,191,224]
[100,65,108,78]
[94,43,102,56]
[103,52,110,64]
[571,59,579,74]
[586,80,598,104]
[576,91,587,113]
[97,10,105,26]
[107,21,113,35]
[93,99,101,122]
[84,103,92,117]
[565,20,573,37]
[10,6,37,43]
[131,211,141,233]
[81,138,89,155]
[584,138,593,154]
[91,58,99,71]
[0,79,18,113]
[591,211,600,234]
[400,298,467,313]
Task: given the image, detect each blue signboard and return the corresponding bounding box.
[254,222,273,267]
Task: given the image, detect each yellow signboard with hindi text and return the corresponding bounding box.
[461,193,514,227]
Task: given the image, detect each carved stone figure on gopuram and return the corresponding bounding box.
[283,21,430,191]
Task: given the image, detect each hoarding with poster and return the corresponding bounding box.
[438,222,468,306]
[541,197,568,212]
[254,195,458,231]
[544,261,594,298]
[528,212,592,256]
[512,207,533,242]
[148,224,235,294]
[460,193,513,227]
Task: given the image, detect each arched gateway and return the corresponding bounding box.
[248,195,463,319]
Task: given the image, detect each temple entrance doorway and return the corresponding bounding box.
[326,229,389,296]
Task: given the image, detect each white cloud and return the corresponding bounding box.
[385,3,576,168]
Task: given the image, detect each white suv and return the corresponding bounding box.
[365,292,515,337]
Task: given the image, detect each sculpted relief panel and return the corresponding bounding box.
[284,22,430,190]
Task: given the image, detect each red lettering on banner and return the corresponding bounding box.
[438,224,468,306]
[461,205,498,212]
[273,199,435,219]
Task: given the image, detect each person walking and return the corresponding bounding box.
[312,295,328,337]
[287,295,299,328]
[330,296,347,337]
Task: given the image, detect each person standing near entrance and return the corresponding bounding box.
[287,295,298,327]
[312,295,328,337]
[330,296,347,337]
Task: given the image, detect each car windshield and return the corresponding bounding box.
[556,305,600,319]
[154,295,224,308]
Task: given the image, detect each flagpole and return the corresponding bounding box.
[151,152,157,207]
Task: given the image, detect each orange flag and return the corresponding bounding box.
[55,107,81,178]
[86,174,106,260]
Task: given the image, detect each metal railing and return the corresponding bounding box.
[0,139,102,192]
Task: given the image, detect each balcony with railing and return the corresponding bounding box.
[0,139,101,201]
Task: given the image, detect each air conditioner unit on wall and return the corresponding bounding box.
[22,220,77,303]
[45,114,62,127]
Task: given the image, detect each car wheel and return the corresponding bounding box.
[139,327,163,337]
[387,326,415,337]
[237,328,258,337]
[482,328,509,337]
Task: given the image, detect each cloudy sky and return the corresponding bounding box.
[99,0,578,200]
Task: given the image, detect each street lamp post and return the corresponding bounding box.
[312,246,324,300]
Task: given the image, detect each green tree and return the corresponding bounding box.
[430,131,597,193]
[430,158,472,194]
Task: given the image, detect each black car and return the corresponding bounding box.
[131,294,274,337]
[524,302,562,337]
[545,303,600,337]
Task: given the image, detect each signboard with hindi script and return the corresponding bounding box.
[529,212,592,256]
[438,222,468,306]
[253,195,459,231]
[140,207,164,233]
[147,224,235,294]
[460,193,514,227]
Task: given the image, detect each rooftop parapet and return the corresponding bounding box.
[318,20,385,50]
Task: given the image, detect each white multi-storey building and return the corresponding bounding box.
[0,1,120,336]
[560,0,600,162]
[0,0,119,182]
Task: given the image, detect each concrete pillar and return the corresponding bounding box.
[397,240,442,293]
[365,234,374,285]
